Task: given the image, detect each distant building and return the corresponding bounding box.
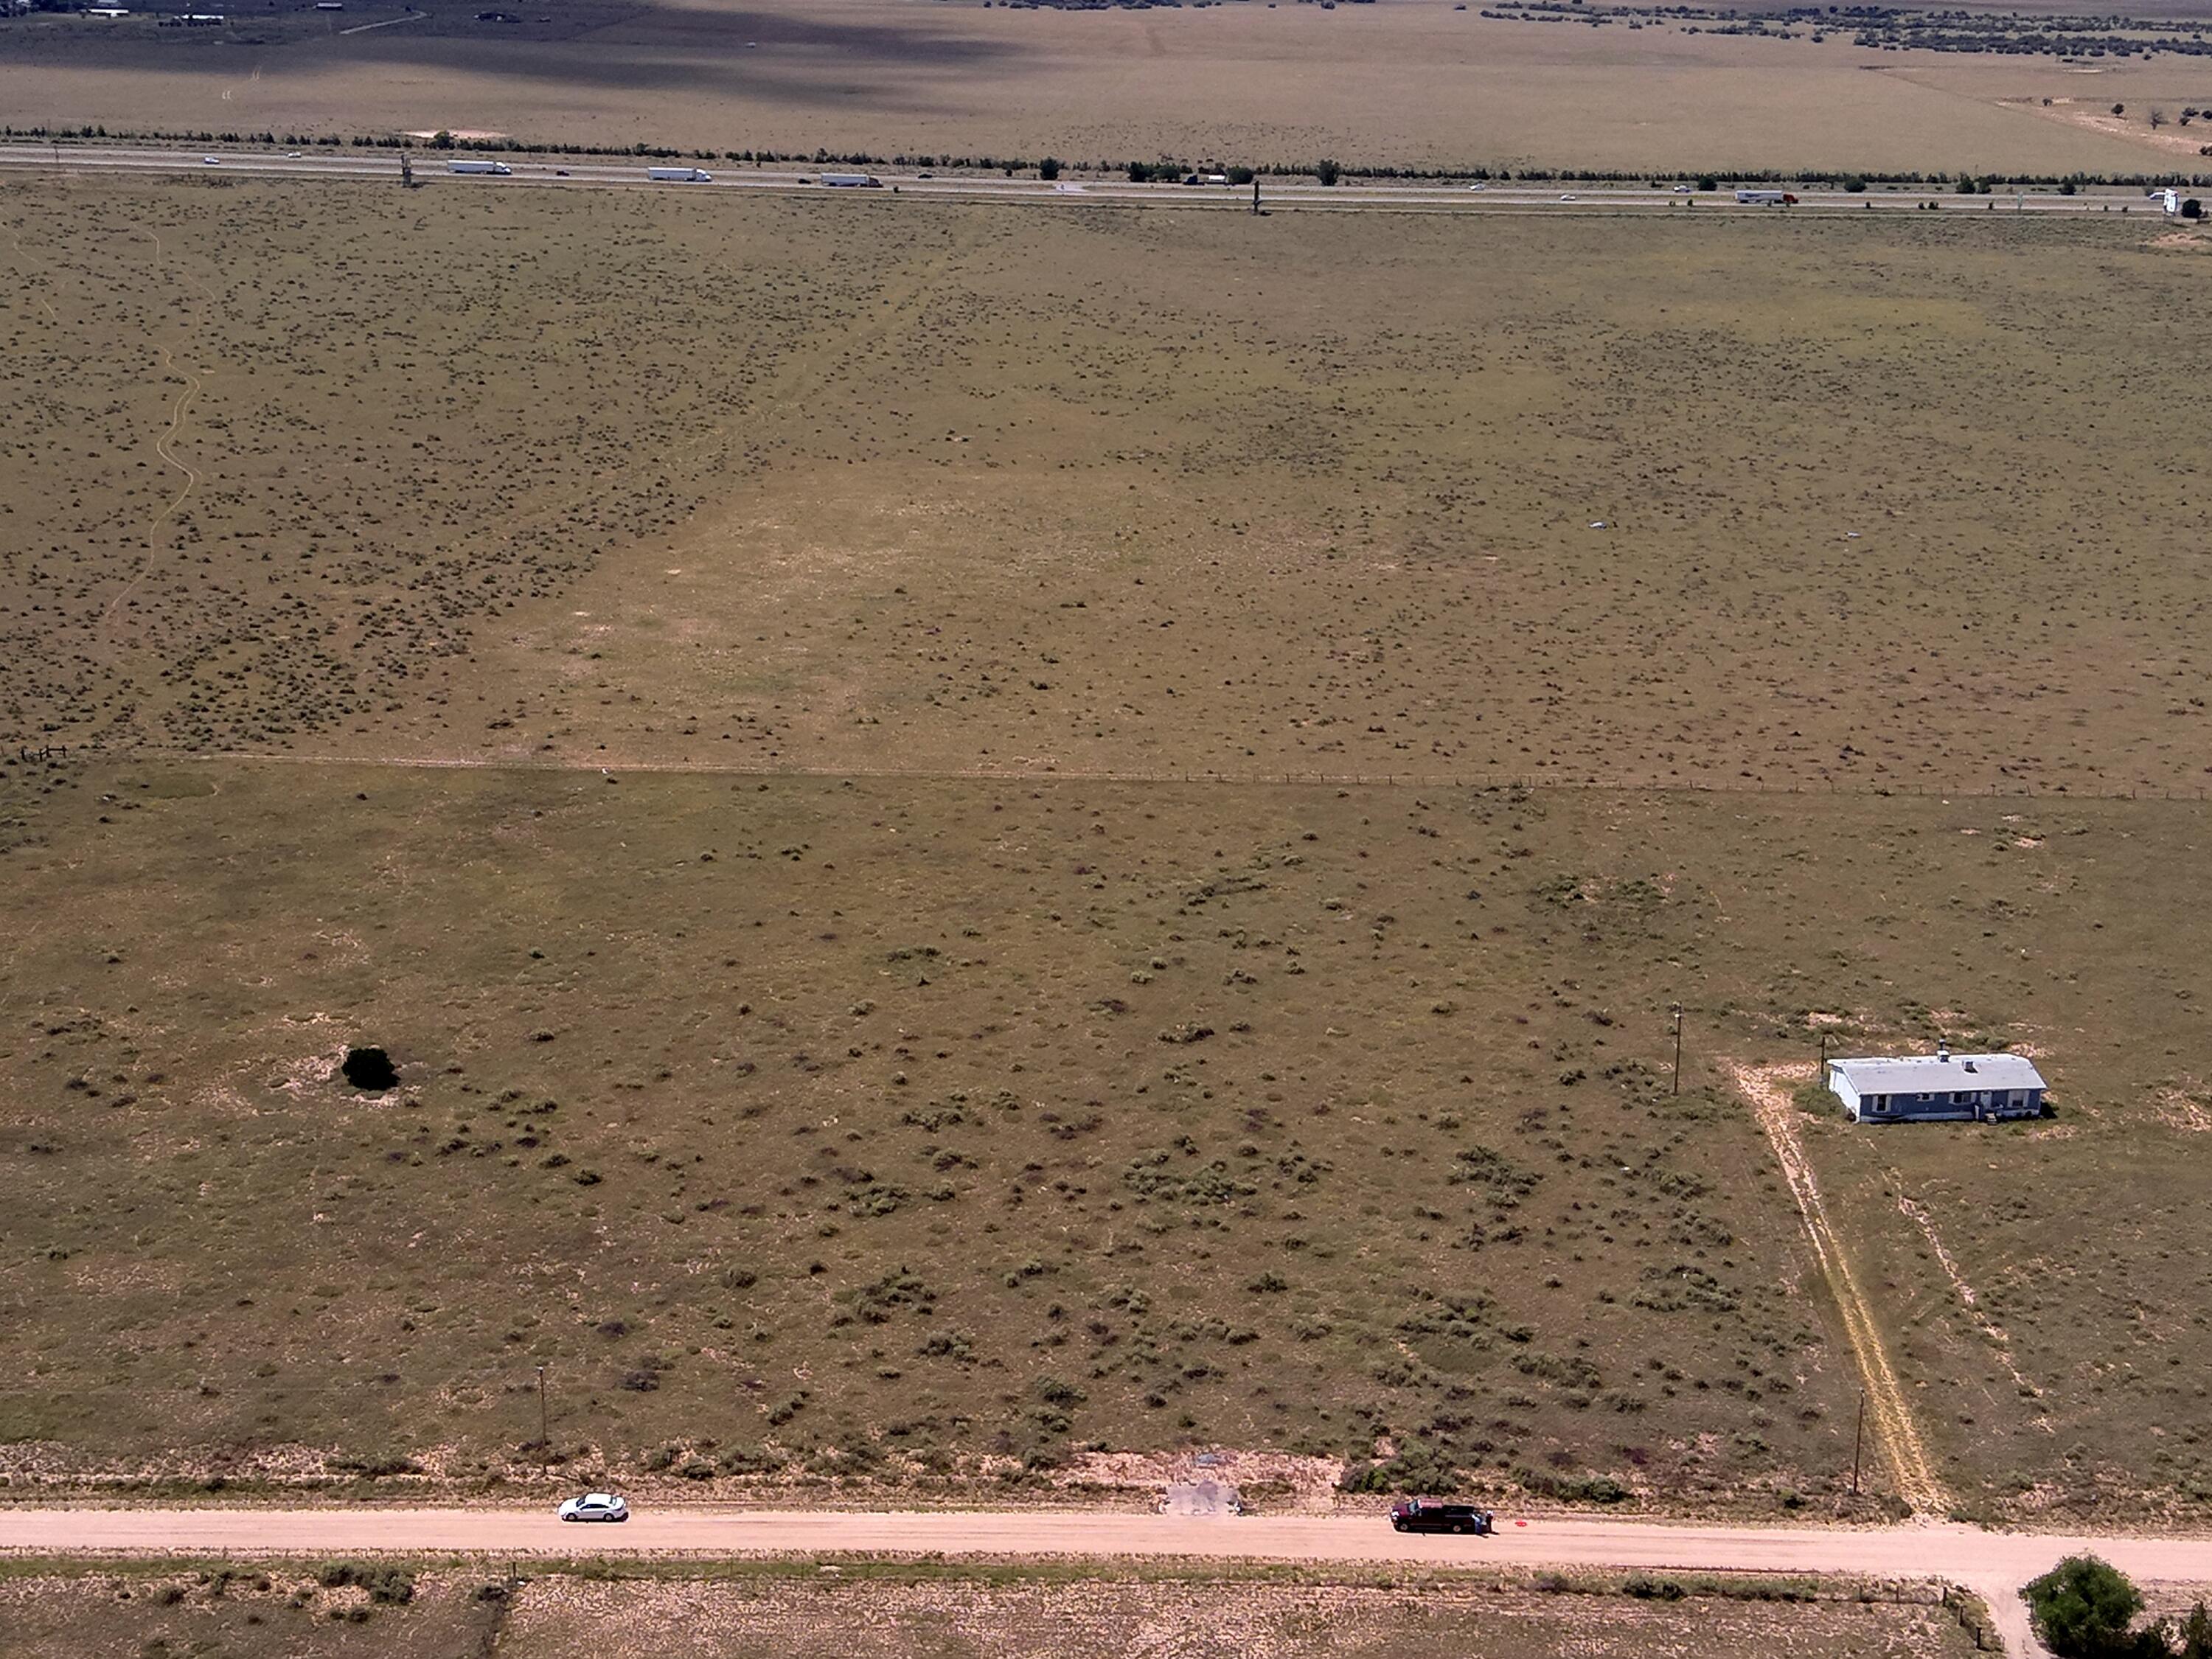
[1827,1045,2047,1124]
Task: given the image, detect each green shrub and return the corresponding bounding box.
[316,1562,414,1605]
[2023,1556,2160,1659]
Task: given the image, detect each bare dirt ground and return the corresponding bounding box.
[0,1561,1984,1659]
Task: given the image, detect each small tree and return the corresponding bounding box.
[1037,156,1060,181]
[2023,1556,2163,1659]
[2112,102,2126,116]
[2183,198,2205,220]
[2179,1603,2212,1659]
[1127,159,1152,183]
[2150,108,2168,129]
[1315,157,1341,187]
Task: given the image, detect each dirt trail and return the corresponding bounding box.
[1725,1061,1950,1517]
[100,229,210,641]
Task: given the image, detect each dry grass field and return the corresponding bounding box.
[7,174,2212,1523]
[1,0,2206,175]
[0,1564,1983,1659]
[4,762,2211,1517]
[0,1563,503,1659]
[10,177,2212,793]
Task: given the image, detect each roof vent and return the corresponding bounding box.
[1963,1060,1978,1074]
[1937,1040,1950,1062]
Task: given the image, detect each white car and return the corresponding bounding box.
[1559,192,1578,201]
[557,1492,630,1523]
[285,150,302,159]
[1467,182,1485,191]
[201,156,221,166]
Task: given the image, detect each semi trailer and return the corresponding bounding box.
[448,160,512,175]
[647,167,714,182]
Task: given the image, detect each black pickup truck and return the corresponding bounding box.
[1389,1498,1494,1535]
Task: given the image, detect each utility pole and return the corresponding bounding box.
[1251,175,1261,215]
[1851,1391,1865,1496]
[400,150,414,189]
[535,1364,549,1474]
[1671,1002,1683,1096]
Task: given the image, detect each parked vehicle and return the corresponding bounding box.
[557,1492,630,1523]
[448,160,513,175]
[1390,1498,1492,1534]
[647,166,713,182]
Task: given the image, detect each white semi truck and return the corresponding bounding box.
[1735,189,1797,205]
[448,159,512,175]
[819,172,883,188]
[647,166,714,182]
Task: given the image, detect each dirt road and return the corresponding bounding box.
[1728,1060,1949,1516]
[4,1508,2208,1655]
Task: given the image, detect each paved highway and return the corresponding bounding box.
[3,1506,2210,1654]
[0,143,2186,218]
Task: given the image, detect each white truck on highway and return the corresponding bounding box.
[448,159,512,176]
[647,166,714,183]
[1735,189,1797,206]
[819,172,883,188]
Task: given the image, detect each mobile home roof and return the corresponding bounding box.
[1830,1054,2045,1094]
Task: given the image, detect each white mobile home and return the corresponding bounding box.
[1827,1046,2046,1124]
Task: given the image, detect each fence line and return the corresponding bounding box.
[11,744,2210,803]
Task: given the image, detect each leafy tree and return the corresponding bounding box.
[2183,198,2204,220]
[2112,102,2126,116]
[2178,1603,2212,1659]
[1315,157,1341,187]
[1037,156,1060,181]
[2150,108,2168,129]
[1695,175,1718,191]
[2024,1557,2165,1659]
[1126,159,1152,183]
[1226,164,1254,185]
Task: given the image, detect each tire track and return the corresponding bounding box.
[1726,1060,1950,1517]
